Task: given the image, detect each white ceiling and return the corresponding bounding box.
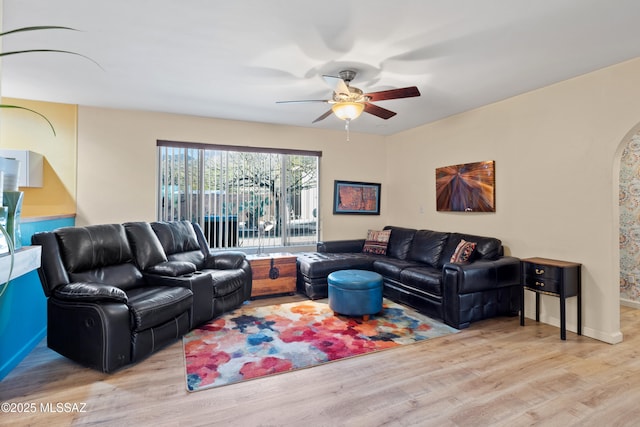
[2,0,640,136]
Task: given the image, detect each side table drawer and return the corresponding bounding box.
[523,262,563,281]
[523,275,559,294]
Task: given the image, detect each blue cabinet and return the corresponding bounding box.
[0,215,74,380]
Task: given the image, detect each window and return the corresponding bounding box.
[157,140,320,251]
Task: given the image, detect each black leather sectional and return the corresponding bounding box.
[32,220,252,373]
[297,226,521,329]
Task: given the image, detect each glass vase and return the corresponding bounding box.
[3,191,24,250]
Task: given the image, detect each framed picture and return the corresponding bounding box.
[436,160,495,212]
[333,180,381,215]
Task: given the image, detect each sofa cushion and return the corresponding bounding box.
[297,252,377,279]
[373,258,422,281]
[399,267,443,297]
[124,222,168,270]
[56,224,134,273]
[362,229,391,255]
[151,221,200,255]
[383,226,417,260]
[204,251,246,270]
[318,239,365,253]
[440,232,502,266]
[471,235,502,260]
[69,263,145,291]
[150,221,199,252]
[204,269,248,297]
[126,286,193,331]
[407,230,449,267]
[151,221,205,268]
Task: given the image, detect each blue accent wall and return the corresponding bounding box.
[0,215,74,380]
[0,270,47,380]
[19,217,75,247]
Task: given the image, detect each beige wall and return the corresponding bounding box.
[385,57,640,344]
[76,107,387,238]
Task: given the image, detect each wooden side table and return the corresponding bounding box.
[520,257,582,340]
[247,252,297,298]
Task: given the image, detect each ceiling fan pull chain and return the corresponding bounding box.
[345,118,351,141]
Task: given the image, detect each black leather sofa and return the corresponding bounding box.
[297,226,521,329]
[32,220,252,373]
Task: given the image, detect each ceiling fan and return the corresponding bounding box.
[277,69,421,128]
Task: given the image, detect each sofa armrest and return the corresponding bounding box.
[53,282,128,303]
[47,297,132,372]
[442,256,521,329]
[146,260,196,277]
[443,256,521,294]
[32,231,70,297]
[317,239,366,253]
[204,251,246,270]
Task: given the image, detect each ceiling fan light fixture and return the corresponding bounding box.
[331,102,364,121]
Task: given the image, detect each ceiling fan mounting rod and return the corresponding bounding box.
[339,69,357,85]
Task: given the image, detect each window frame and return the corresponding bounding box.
[157,140,321,252]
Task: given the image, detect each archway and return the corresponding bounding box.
[619,123,640,308]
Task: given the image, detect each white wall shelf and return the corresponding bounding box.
[0,149,44,188]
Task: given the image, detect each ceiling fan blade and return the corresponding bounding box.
[365,86,421,102]
[276,99,330,104]
[364,102,397,120]
[312,109,334,123]
[322,75,350,96]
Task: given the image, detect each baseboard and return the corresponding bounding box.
[0,326,46,381]
[524,313,623,344]
[620,298,640,309]
[582,326,623,344]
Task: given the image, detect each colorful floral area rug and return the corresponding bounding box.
[183,298,459,392]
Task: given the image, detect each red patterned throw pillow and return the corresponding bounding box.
[450,239,477,263]
[362,229,391,255]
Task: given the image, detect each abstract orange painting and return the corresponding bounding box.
[333,180,381,215]
[435,160,495,212]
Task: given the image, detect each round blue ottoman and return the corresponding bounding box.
[328,269,383,320]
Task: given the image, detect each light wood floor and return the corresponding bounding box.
[2,296,640,427]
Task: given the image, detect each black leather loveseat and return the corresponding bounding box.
[296,226,521,329]
[32,220,252,373]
